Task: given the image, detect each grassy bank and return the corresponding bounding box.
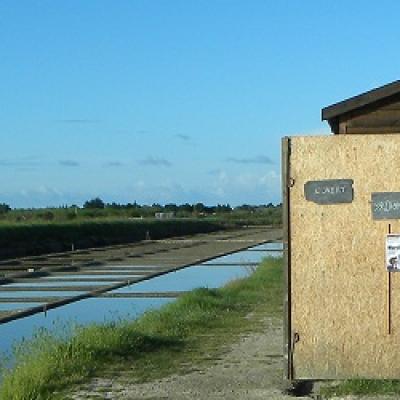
[0,219,223,260]
[0,257,283,400]
[322,379,400,397]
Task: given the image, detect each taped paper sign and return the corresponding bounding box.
[386,234,400,272]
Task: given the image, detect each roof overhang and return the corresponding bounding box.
[322,80,400,122]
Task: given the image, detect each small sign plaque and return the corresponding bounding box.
[386,234,400,272]
[304,179,353,204]
[372,192,400,220]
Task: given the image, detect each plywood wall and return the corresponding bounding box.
[289,134,400,379]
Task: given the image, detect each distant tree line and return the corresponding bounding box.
[0,203,11,214]
[81,197,281,214]
[0,198,282,214]
[0,198,282,226]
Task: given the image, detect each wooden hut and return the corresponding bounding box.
[322,80,400,134]
[283,80,400,384]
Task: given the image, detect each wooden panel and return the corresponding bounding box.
[344,127,400,134]
[338,98,400,134]
[346,110,400,128]
[290,134,400,379]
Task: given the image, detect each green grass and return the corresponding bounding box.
[321,379,400,397]
[0,257,283,400]
[214,208,282,227]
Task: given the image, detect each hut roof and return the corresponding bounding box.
[322,80,400,134]
[322,80,400,121]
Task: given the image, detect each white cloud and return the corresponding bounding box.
[2,167,282,208]
[138,156,172,167]
[209,168,281,205]
[4,187,86,208]
[226,155,274,165]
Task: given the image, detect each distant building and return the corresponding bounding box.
[155,212,175,220]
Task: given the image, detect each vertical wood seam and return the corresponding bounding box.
[282,136,292,382]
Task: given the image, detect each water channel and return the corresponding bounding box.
[0,242,282,364]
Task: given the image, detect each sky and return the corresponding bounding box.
[1,1,400,208]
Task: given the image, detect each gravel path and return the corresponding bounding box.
[68,313,400,400]
[69,315,309,400]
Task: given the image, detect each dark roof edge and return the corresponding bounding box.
[322,80,400,121]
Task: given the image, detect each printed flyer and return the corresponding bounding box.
[386,234,400,272]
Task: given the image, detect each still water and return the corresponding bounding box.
[0,243,282,360]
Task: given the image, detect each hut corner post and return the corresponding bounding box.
[282,136,293,385]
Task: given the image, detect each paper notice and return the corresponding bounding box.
[386,234,400,272]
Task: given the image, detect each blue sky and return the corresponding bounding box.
[1,1,400,208]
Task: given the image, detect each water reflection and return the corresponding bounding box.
[112,265,253,294]
[0,243,281,361]
[4,281,116,288]
[202,249,281,265]
[248,242,283,251]
[0,291,85,298]
[44,274,141,280]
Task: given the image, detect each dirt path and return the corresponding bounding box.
[68,315,309,400]
[67,313,400,400]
